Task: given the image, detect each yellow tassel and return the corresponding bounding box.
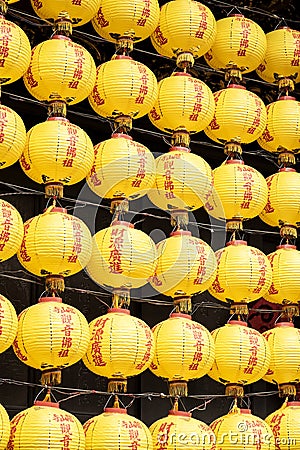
[230,302,249,316]
[48,101,67,118]
[175,51,195,69]
[173,296,192,314]
[278,383,296,397]
[225,383,244,397]
[224,139,243,157]
[171,127,190,148]
[41,369,62,386]
[282,303,299,319]
[170,211,189,228]
[108,379,127,393]
[226,217,243,232]
[45,182,64,199]
[169,381,188,397]
[54,11,73,36]
[0,0,8,15]
[279,224,297,240]
[278,149,296,166]
[45,275,65,294]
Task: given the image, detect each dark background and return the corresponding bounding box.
[0,0,300,426]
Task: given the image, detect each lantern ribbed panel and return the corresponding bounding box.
[150,0,216,59]
[0,17,31,85]
[0,199,23,262]
[206,161,268,221]
[20,118,94,186]
[150,314,215,381]
[0,294,17,353]
[258,98,300,153]
[209,241,272,304]
[93,0,159,43]
[211,409,275,450]
[0,404,10,450]
[86,134,155,200]
[209,322,270,386]
[30,0,101,26]
[0,105,26,169]
[150,232,217,297]
[204,86,267,144]
[148,73,215,134]
[86,222,157,289]
[17,208,92,277]
[24,37,96,105]
[13,300,89,370]
[150,412,215,450]
[263,323,300,385]
[89,57,157,119]
[7,403,85,450]
[266,401,300,449]
[204,16,266,73]
[256,28,300,83]
[148,148,213,212]
[83,311,154,378]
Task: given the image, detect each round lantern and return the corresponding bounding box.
[0,403,10,450]
[0,199,23,262]
[24,35,96,105]
[0,294,17,353]
[211,407,275,450]
[30,0,101,26]
[83,308,154,392]
[17,206,92,292]
[150,0,216,65]
[86,133,155,201]
[13,296,89,385]
[7,400,85,449]
[209,240,272,314]
[150,407,215,450]
[150,312,215,396]
[204,15,266,74]
[209,320,271,396]
[0,104,26,169]
[204,85,267,144]
[20,116,94,198]
[266,400,300,449]
[148,72,215,134]
[86,221,157,290]
[263,322,300,396]
[92,0,160,43]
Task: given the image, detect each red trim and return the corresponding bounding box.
[227,84,246,90]
[47,117,69,122]
[111,133,132,140]
[111,221,134,228]
[240,409,251,414]
[228,320,248,327]
[104,407,127,413]
[170,230,191,237]
[173,72,191,77]
[50,207,67,214]
[226,240,247,246]
[169,146,190,153]
[34,401,59,408]
[108,308,130,315]
[287,401,300,406]
[276,244,297,250]
[225,159,244,165]
[113,55,132,60]
[229,14,245,17]
[170,313,191,320]
[169,410,191,417]
[278,167,296,173]
[278,96,296,101]
[38,297,62,303]
[51,35,71,41]
[275,322,294,328]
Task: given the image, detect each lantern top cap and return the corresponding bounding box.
[226,240,247,247]
[51,35,71,41]
[170,312,192,320]
[169,146,190,153]
[276,244,297,250]
[227,84,246,90]
[38,296,62,303]
[47,117,69,123]
[112,55,132,61]
[108,308,130,315]
[225,159,244,165]
[287,401,300,406]
[240,409,251,414]
[111,221,134,228]
[111,133,133,141]
[278,96,296,101]
[43,206,68,214]
[173,72,191,78]
[170,230,191,237]
[228,13,245,17]
[227,320,248,327]
[104,407,127,414]
[275,322,294,328]
[278,167,296,173]
[169,410,191,417]
[34,400,60,408]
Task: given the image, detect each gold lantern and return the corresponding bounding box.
[30,0,101,26]
[0,293,17,353]
[92,0,160,44]
[209,239,272,315]
[150,312,215,396]
[7,399,85,449]
[17,205,92,292]
[209,320,271,397]
[0,199,23,262]
[83,307,154,392]
[263,322,300,396]
[13,295,90,385]
[0,403,10,450]
[266,400,300,449]
[0,104,26,169]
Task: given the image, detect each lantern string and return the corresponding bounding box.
[188,398,215,413]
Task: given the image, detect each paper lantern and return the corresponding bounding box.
[83,308,154,392]
[211,407,275,450]
[209,240,272,314]
[13,296,89,385]
[204,85,267,144]
[0,294,17,353]
[86,133,155,201]
[92,0,159,43]
[150,312,215,396]
[148,73,215,134]
[0,105,26,169]
[7,400,85,449]
[0,403,10,450]
[0,199,23,262]
[263,322,300,396]
[86,221,157,290]
[266,400,300,449]
[17,206,92,292]
[209,320,271,396]
[20,116,94,197]
[204,15,266,74]
[24,35,96,105]
[30,0,101,26]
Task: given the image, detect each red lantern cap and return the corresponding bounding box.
[278,96,296,101]
[108,308,130,315]
[225,159,244,165]
[170,230,191,237]
[111,221,134,228]
[111,133,133,140]
[226,240,247,246]
[51,35,72,41]
[169,146,190,153]
[278,167,296,173]
[276,244,297,250]
[104,407,127,413]
[43,206,68,214]
[169,410,191,417]
[227,84,246,90]
[173,72,191,77]
[275,322,294,328]
[34,401,60,408]
[240,409,251,414]
[287,401,300,407]
[38,296,62,303]
[170,312,191,320]
[228,320,248,327]
[47,117,69,123]
[113,55,132,60]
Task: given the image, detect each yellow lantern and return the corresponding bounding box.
[0,104,26,169]
[20,116,94,198]
[13,295,89,385]
[17,205,92,292]
[204,85,267,144]
[83,308,154,392]
[86,221,157,290]
[24,35,96,105]
[150,312,215,396]
[209,240,272,314]
[92,0,160,43]
[0,403,10,450]
[148,73,215,134]
[86,133,155,201]
[263,322,300,396]
[30,0,101,26]
[7,400,85,449]
[204,15,266,74]
[266,400,300,449]
[209,320,271,396]
[0,293,17,353]
[150,0,216,66]
[211,406,275,450]
[0,199,23,262]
